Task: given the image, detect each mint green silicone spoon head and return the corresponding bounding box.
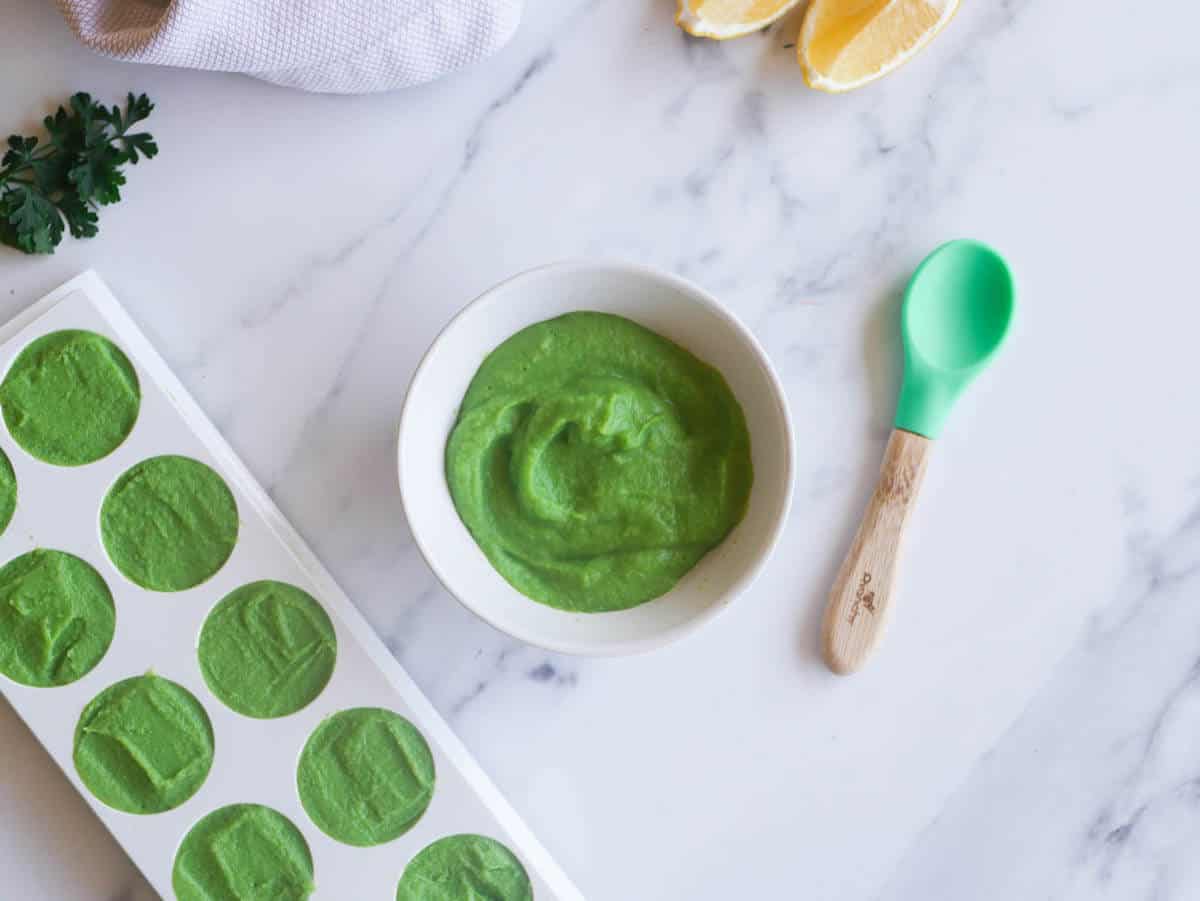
[895,240,1015,438]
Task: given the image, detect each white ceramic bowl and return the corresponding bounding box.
[398,261,794,655]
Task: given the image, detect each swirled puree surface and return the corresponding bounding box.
[446,312,753,613]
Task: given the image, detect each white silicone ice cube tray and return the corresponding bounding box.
[0,272,580,900]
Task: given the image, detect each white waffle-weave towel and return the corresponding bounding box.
[56,0,523,94]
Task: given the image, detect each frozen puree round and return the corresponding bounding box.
[445,311,753,613]
[396,834,532,901]
[0,549,114,687]
[0,329,140,465]
[101,455,238,591]
[199,580,337,719]
[0,445,16,536]
[74,674,214,814]
[297,707,435,846]
[173,803,315,901]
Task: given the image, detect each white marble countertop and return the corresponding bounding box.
[1,0,1198,898]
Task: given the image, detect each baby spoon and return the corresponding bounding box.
[822,239,1014,674]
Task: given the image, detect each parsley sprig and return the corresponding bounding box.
[0,93,158,255]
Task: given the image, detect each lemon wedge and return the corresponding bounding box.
[799,0,959,92]
[677,0,805,40]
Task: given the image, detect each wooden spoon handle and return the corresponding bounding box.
[822,428,931,674]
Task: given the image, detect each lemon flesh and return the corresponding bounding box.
[677,0,805,40]
[801,0,957,91]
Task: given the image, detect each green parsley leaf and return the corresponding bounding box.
[2,135,38,169]
[2,185,63,254]
[69,143,127,205]
[0,92,157,254]
[57,191,99,239]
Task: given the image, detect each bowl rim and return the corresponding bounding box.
[397,259,796,655]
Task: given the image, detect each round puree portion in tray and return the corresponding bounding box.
[74,673,214,814]
[445,311,754,613]
[0,329,140,466]
[297,707,436,846]
[199,580,337,719]
[396,834,532,901]
[101,455,238,591]
[0,549,114,687]
[173,803,315,901]
[0,446,16,535]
